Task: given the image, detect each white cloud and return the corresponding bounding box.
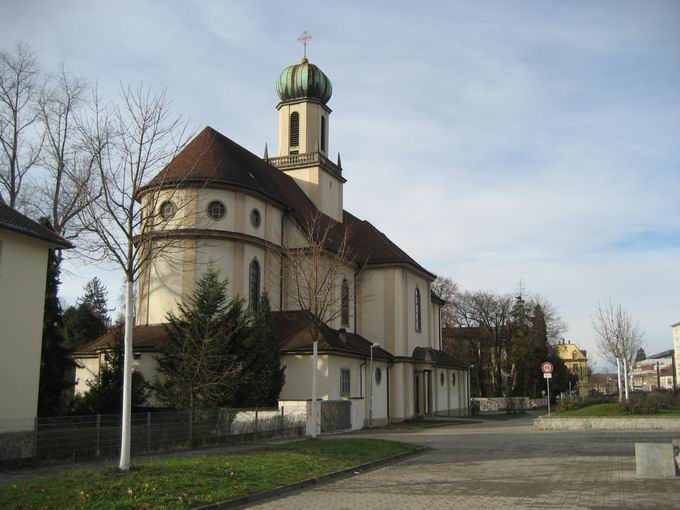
[3,0,679,365]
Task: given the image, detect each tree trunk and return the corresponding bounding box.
[616,358,622,402]
[623,357,629,401]
[118,278,134,470]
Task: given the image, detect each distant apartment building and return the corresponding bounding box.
[589,373,618,395]
[632,350,675,392]
[555,340,590,396]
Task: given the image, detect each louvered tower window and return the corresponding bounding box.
[321,115,326,153]
[289,112,299,153]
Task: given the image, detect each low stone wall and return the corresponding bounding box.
[473,397,546,412]
[535,416,680,431]
[0,430,34,461]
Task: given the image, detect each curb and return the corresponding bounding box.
[194,446,431,509]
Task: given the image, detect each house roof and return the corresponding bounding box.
[412,346,469,369]
[74,324,168,354]
[0,202,73,248]
[143,126,434,279]
[73,314,395,362]
[648,349,674,359]
[272,310,393,360]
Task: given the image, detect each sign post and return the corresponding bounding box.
[541,362,554,416]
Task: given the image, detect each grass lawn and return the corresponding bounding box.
[0,438,419,509]
[557,403,680,417]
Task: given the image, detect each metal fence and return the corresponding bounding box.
[0,407,306,463]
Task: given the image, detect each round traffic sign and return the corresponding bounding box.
[541,361,554,374]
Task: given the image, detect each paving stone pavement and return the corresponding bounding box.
[250,414,680,509]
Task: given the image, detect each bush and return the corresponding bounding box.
[558,396,610,413]
[620,391,680,415]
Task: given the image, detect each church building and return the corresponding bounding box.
[74,51,469,427]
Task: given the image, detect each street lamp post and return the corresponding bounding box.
[369,343,379,428]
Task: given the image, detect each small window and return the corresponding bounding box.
[451,373,456,386]
[375,367,382,386]
[159,201,176,220]
[321,115,326,153]
[340,368,351,396]
[341,279,350,327]
[207,201,226,220]
[250,209,261,229]
[440,372,445,386]
[289,112,299,149]
[249,259,260,313]
[415,287,422,332]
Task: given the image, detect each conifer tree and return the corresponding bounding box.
[80,277,111,326]
[153,269,249,410]
[70,330,147,415]
[62,304,109,350]
[233,295,285,407]
[37,220,74,416]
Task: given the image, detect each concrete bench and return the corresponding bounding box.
[635,442,679,478]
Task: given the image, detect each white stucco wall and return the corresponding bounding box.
[0,231,49,430]
[73,351,159,406]
[138,187,282,325]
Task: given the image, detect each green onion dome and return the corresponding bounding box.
[276,57,332,104]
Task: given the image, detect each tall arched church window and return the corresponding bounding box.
[289,112,300,152]
[249,259,260,313]
[321,115,326,153]
[415,287,422,332]
[341,278,350,327]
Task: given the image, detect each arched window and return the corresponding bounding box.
[289,112,299,152]
[320,115,326,153]
[415,287,422,332]
[249,259,260,313]
[341,278,350,327]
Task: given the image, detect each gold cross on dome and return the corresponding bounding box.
[297,30,312,58]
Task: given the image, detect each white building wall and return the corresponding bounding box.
[0,231,49,431]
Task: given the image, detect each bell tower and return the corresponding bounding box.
[266,33,345,222]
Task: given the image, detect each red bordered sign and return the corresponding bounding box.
[541,361,554,374]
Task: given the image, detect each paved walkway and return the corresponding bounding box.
[251,414,680,509]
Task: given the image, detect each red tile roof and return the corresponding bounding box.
[143,126,433,278]
[0,202,73,248]
[74,324,168,354]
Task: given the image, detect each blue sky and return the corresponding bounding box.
[2,1,679,367]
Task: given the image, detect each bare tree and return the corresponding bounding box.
[0,42,41,208]
[592,300,644,401]
[33,65,96,241]
[78,83,191,470]
[470,291,513,396]
[272,211,363,437]
[432,274,458,328]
